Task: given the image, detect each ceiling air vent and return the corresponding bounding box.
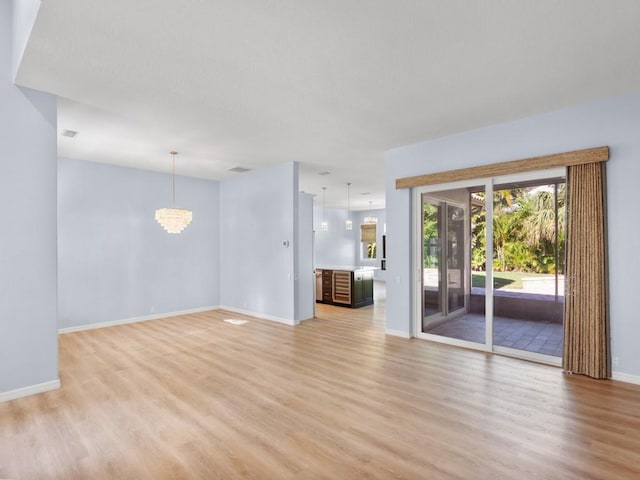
[61,129,78,138]
[228,166,251,173]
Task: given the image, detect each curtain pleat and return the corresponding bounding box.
[563,162,609,379]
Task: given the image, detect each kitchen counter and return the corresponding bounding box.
[315,265,377,272]
[315,267,374,308]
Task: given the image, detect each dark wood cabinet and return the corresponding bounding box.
[352,269,374,308]
[321,269,333,304]
[316,269,373,308]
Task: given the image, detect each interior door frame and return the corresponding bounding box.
[412,168,566,366]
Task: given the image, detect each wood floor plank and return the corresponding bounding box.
[1,301,640,479]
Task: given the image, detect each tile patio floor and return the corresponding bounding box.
[425,313,563,357]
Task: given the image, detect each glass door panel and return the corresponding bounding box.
[446,204,465,313]
[422,200,442,320]
[421,187,485,345]
[492,179,566,357]
[468,187,487,343]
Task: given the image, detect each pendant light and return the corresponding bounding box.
[321,187,328,231]
[364,200,377,225]
[345,182,353,231]
[155,151,193,234]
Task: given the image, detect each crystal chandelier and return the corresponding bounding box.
[345,182,353,230]
[321,186,328,231]
[155,151,193,234]
[364,200,377,224]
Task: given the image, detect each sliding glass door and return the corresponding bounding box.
[415,168,566,364]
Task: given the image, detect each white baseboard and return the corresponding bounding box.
[219,305,295,326]
[385,329,412,339]
[0,379,61,403]
[58,305,221,334]
[611,371,640,385]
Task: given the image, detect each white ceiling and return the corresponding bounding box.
[16,0,640,209]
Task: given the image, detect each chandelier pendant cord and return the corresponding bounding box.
[155,150,193,234]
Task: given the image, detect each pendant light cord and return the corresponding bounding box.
[172,153,176,206]
[322,187,327,223]
[170,151,178,206]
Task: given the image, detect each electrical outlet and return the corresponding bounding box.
[612,356,619,369]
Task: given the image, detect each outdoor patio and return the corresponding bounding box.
[426,312,563,357]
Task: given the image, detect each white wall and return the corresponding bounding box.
[220,162,298,324]
[11,0,40,79]
[296,192,314,321]
[384,91,640,378]
[313,207,357,267]
[0,0,58,395]
[57,158,220,329]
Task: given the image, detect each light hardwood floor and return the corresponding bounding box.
[1,301,640,479]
